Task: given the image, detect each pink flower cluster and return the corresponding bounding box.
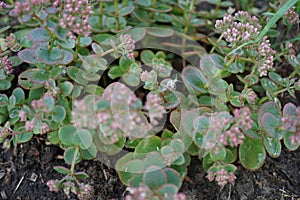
[47,179,60,192]
[0,56,13,74]
[233,107,253,131]
[257,37,276,76]
[0,127,9,140]
[286,6,299,25]
[76,183,93,200]
[219,126,244,147]
[207,168,236,186]
[0,1,7,9]
[5,33,20,52]
[140,70,156,82]
[215,11,275,77]
[12,0,46,16]
[58,0,93,39]
[73,83,149,142]
[144,92,166,126]
[19,94,52,134]
[125,185,186,200]
[215,11,261,43]
[125,185,151,200]
[119,34,135,59]
[282,108,300,145]
[72,99,98,129]
[218,107,252,147]
[47,180,93,200]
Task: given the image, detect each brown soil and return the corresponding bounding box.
[0,138,299,200]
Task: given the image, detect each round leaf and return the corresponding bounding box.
[239,137,266,170]
[59,125,77,146]
[73,129,93,150]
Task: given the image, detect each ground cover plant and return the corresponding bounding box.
[0,0,299,199]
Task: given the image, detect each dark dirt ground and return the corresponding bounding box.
[0,138,299,200]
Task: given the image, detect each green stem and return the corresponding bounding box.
[114,0,120,30]
[182,0,196,68]
[8,0,14,6]
[258,97,268,104]
[209,33,223,54]
[288,70,297,79]
[74,35,81,60]
[244,65,257,90]
[148,0,157,26]
[98,2,104,29]
[70,146,79,175]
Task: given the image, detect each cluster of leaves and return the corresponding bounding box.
[0,0,300,199]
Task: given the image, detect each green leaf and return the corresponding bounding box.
[119,6,135,16]
[67,66,88,85]
[261,113,284,139]
[91,43,104,54]
[56,26,68,40]
[11,88,24,104]
[79,37,92,47]
[73,129,93,150]
[28,28,51,42]
[135,0,151,7]
[283,132,300,151]
[84,84,104,95]
[210,145,226,161]
[37,47,63,64]
[74,172,89,179]
[0,80,11,91]
[156,184,178,196]
[258,102,281,128]
[94,133,125,155]
[0,107,8,124]
[115,153,142,186]
[43,95,55,112]
[18,49,40,64]
[64,146,81,165]
[52,105,66,122]
[224,147,237,163]
[143,166,167,189]
[134,136,162,155]
[141,50,155,64]
[170,139,185,153]
[47,130,60,145]
[164,167,182,188]
[123,71,140,87]
[108,66,125,79]
[16,131,33,143]
[92,33,113,44]
[200,54,225,77]
[147,28,174,37]
[0,94,8,107]
[80,143,97,160]
[59,125,77,146]
[37,47,74,65]
[53,166,70,175]
[263,132,281,158]
[58,81,73,97]
[8,95,16,111]
[282,102,297,116]
[182,67,206,93]
[57,38,75,49]
[239,137,266,170]
[126,28,146,42]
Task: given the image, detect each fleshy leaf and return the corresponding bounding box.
[239,137,266,170]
